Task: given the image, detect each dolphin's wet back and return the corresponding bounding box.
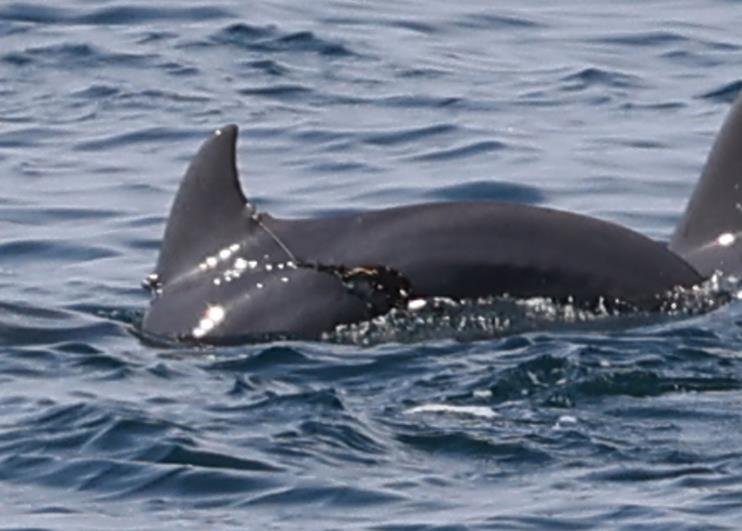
[142,95,742,342]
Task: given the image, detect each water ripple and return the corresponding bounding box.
[74,127,203,151]
[210,23,355,57]
[700,80,742,103]
[361,123,458,147]
[409,140,507,162]
[2,43,155,69]
[560,67,643,90]
[0,3,231,25]
[592,31,688,48]
[143,443,283,473]
[0,239,117,264]
[456,12,547,30]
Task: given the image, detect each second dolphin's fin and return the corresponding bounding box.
[670,93,742,277]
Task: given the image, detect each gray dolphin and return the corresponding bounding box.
[142,95,742,342]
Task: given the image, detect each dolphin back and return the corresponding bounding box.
[670,94,742,277]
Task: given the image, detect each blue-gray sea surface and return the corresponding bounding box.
[2,0,742,529]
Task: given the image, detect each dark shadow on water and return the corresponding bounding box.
[422,180,545,204]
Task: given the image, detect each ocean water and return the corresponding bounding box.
[2,0,742,528]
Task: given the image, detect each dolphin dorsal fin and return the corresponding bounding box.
[155,125,257,283]
[670,94,742,277]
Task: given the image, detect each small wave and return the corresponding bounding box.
[591,31,687,48]
[83,417,172,453]
[291,128,347,144]
[0,320,118,348]
[699,80,742,104]
[159,61,200,77]
[76,460,278,499]
[0,239,118,263]
[319,16,434,35]
[238,86,363,106]
[2,42,154,69]
[1,52,32,66]
[573,370,740,398]
[74,127,203,151]
[661,49,723,69]
[361,123,457,147]
[71,84,121,99]
[212,22,276,43]
[0,20,27,37]
[0,126,70,148]
[1,206,119,225]
[619,100,686,111]
[560,67,643,90]
[210,24,354,57]
[396,431,551,463]
[395,67,448,79]
[77,6,230,25]
[136,31,177,45]
[298,419,388,459]
[456,12,546,30]
[123,89,210,104]
[20,401,106,433]
[386,19,437,35]
[409,140,507,162]
[238,84,313,101]
[145,443,282,473]
[0,3,69,23]
[380,94,462,109]
[302,161,380,175]
[69,352,130,374]
[73,84,207,107]
[589,465,718,483]
[243,59,290,77]
[609,138,667,149]
[216,388,347,417]
[206,346,314,372]
[242,483,403,507]
[0,3,230,25]
[273,31,353,56]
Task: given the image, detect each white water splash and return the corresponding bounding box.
[404,404,498,419]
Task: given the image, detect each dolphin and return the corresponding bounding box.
[142,95,742,342]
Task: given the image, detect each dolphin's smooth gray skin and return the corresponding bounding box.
[142,95,742,342]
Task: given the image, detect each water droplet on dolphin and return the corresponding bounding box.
[408,299,427,311]
[206,305,225,323]
[718,232,735,247]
